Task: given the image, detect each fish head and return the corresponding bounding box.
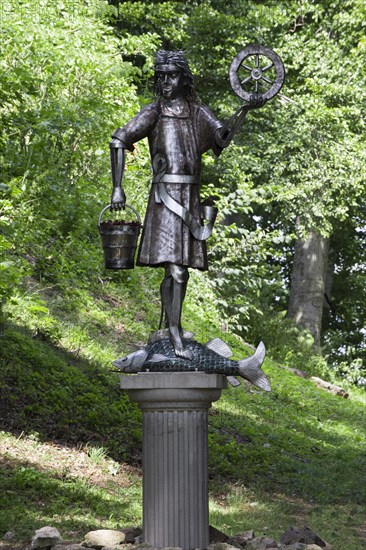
[113,349,148,372]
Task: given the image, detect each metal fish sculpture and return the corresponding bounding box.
[113,333,270,392]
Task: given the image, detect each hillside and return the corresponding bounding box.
[1,279,365,550]
[1,2,365,547]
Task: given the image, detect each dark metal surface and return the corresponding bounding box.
[229,44,285,101]
[113,334,270,391]
[113,100,222,270]
[109,47,283,358]
[98,204,141,269]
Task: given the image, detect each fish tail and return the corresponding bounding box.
[238,342,271,391]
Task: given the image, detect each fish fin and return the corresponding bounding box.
[238,341,271,392]
[227,376,241,387]
[149,353,169,363]
[182,330,195,339]
[205,338,232,358]
[148,329,170,343]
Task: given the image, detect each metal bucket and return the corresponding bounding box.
[98,204,141,269]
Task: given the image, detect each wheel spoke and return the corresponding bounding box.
[261,76,273,85]
[230,45,285,101]
[240,75,253,86]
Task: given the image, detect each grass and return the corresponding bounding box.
[208,377,366,548]
[0,277,365,549]
[0,431,142,543]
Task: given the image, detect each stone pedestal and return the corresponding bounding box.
[120,372,227,550]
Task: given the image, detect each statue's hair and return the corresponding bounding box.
[154,50,199,103]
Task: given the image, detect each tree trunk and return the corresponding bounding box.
[287,225,330,348]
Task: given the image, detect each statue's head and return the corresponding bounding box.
[154,50,198,102]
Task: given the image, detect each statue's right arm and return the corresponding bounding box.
[109,137,127,210]
[109,104,159,210]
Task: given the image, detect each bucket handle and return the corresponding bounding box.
[98,203,141,231]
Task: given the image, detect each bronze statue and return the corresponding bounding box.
[110,48,284,360]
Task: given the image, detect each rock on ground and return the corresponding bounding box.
[121,528,142,544]
[209,526,230,543]
[82,530,126,549]
[31,527,63,549]
[227,530,256,547]
[280,526,331,548]
[284,544,324,550]
[246,536,279,549]
[206,543,239,550]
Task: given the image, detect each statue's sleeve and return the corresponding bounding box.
[196,104,224,157]
[112,103,159,151]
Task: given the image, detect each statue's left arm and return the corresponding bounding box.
[215,95,266,150]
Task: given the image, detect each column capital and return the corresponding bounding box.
[120,372,227,411]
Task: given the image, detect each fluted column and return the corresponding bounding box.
[121,372,227,550]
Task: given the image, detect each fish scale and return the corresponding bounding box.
[142,338,240,375]
[113,336,270,391]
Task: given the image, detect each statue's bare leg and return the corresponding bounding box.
[160,272,171,329]
[162,264,192,359]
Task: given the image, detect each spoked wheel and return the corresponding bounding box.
[229,44,285,101]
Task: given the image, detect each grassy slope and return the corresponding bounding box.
[0,275,365,550]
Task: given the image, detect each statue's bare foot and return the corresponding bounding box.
[170,327,193,360]
[174,344,193,360]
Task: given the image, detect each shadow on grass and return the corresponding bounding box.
[0,454,141,543]
[0,320,142,465]
[208,376,366,507]
[1,317,365,535]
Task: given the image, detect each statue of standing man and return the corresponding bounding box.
[110,50,265,359]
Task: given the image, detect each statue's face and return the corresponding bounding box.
[155,63,184,100]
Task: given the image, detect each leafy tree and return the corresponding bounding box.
[0,0,158,300]
[1,0,365,381]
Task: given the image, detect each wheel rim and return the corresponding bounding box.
[229,44,285,101]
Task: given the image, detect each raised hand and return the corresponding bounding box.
[247,93,267,110]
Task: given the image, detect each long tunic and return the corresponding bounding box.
[113,99,223,270]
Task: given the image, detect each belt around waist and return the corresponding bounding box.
[153,174,199,184]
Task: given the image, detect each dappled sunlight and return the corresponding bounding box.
[0,432,140,489]
[209,485,364,546]
[4,277,160,368]
[0,321,143,465]
[0,431,142,543]
[208,369,365,508]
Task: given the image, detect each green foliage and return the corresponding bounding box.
[247,311,327,373]
[321,219,366,382]
[192,0,366,369]
[85,445,109,464]
[0,432,142,541]
[1,311,365,548]
[0,0,153,301]
[108,1,190,49]
[0,322,142,461]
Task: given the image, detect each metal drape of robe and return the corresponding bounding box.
[112,99,223,270]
